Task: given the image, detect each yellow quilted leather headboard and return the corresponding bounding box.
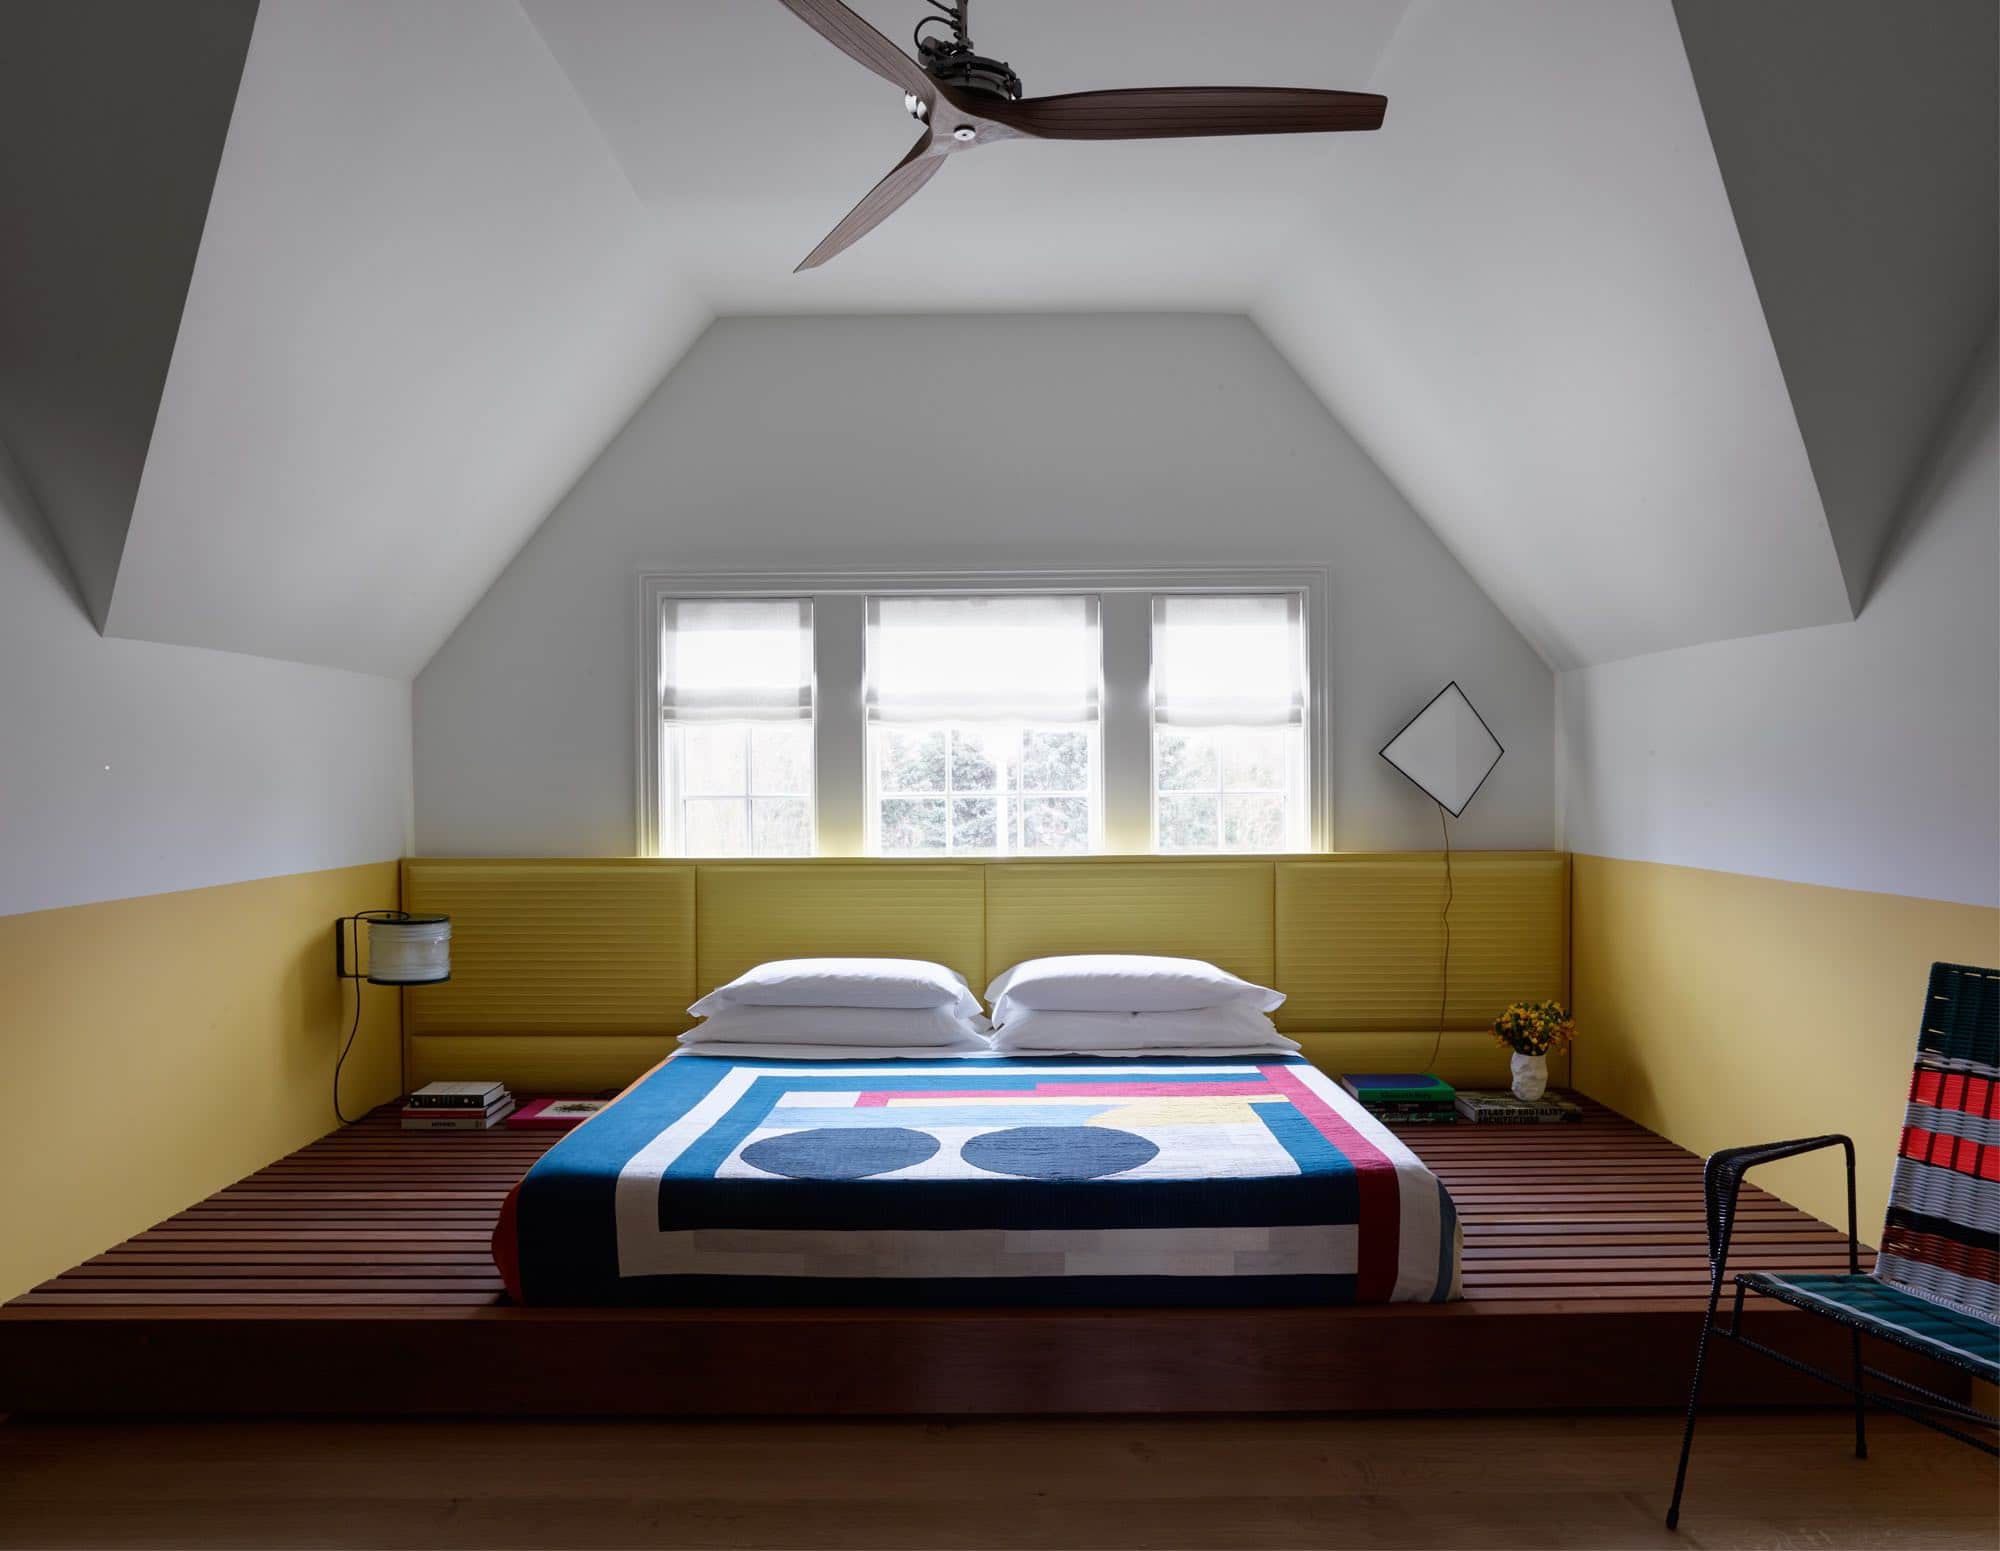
[399,853,1569,1091]
[1274,853,1568,1031]
[982,860,1275,990]
[401,859,695,1036]
[695,862,986,998]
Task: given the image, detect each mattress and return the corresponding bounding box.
[493,1052,1462,1306]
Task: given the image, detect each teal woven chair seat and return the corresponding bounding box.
[1736,1271,1999,1384]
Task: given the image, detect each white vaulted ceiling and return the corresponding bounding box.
[14,0,1993,678]
[104,0,711,677]
[1255,0,1849,668]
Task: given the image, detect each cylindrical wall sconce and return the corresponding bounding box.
[331,910,452,1125]
[335,910,452,985]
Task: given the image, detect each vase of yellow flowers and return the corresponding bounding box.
[1492,1001,1575,1101]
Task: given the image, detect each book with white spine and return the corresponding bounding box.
[1452,1089,1581,1123]
[401,1098,516,1130]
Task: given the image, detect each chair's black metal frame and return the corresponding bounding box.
[1665,1133,1999,1530]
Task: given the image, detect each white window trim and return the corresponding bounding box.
[636,567,1332,857]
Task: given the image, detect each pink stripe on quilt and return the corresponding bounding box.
[853,1081,1275,1107]
[1256,1063,1402,1301]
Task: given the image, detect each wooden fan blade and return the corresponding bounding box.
[978,86,1387,140]
[796,133,945,271]
[776,0,932,100]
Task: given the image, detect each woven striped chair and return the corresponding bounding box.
[1666,962,1999,1530]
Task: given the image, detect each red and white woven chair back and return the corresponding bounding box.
[1874,963,2000,1323]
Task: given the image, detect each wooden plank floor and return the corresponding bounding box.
[8,1117,558,1308]
[1411,1109,1874,1309]
[0,1097,1946,1417]
[6,1412,1995,1549]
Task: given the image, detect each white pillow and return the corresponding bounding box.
[989,1005,1300,1054]
[680,1004,989,1048]
[690,958,981,1019]
[674,1039,991,1061]
[985,955,1284,1024]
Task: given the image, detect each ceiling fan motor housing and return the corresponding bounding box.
[917,40,1023,101]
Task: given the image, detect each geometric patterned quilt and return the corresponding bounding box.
[495,1054,1462,1307]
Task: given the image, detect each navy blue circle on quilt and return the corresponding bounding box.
[741,1126,939,1180]
[960,1126,1159,1181]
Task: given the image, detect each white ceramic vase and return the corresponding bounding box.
[1510,1052,1548,1102]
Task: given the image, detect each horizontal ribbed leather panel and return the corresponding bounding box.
[407,1033,680,1094]
[695,864,985,998]
[405,1028,1564,1096]
[1275,854,1568,1032]
[402,860,695,1035]
[397,855,1568,1058]
[984,861,1275,989]
[1287,1030,1569,1090]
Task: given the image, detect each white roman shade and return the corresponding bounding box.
[660,598,813,723]
[1151,593,1305,728]
[866,595,1101,725]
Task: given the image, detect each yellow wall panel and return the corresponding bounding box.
[1275,853,1568,1034]
[983,860,1275,989]
[695,862,985,997]
[407,1033,680,1094]
[1571,854,2000,1240]
[1289,1030,1522,1089]
[408,1030,1525,1095]
[393,854,1571,1095]
[0,862,402,1303]
[403,859,695,1035]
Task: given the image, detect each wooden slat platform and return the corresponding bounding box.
[0,1099,1963,1417]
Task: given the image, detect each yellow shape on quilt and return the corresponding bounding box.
[1090,1097,1261,1129]
[874,1095,1099,1107]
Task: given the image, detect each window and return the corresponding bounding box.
[641,571,1325,857]
[1151,594,1308,853]
[865,596,1100,856]
[658,598,813,857]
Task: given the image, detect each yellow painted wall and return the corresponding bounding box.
[1571,854,2000,1240]
[0,861,403,1302]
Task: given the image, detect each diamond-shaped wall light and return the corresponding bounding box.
[1380,682,1503,817]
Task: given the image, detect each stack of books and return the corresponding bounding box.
[1339,1072,1458,1124]
[401,1080,514,1130]
[1453,1089,1582,1123]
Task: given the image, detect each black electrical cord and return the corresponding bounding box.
[914,0,963,52]
[333,924,364,1126]
[1427,801,1454,1075]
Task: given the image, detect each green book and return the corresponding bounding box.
[1340,1072,1456,1104]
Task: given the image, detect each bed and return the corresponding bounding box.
[493,1051,1461,1307]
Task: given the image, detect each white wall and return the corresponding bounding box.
[0,439,411,918]
[414,313,1555,858]
[1559,338,1999,908]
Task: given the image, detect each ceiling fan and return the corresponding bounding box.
[778,0,1388,270]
